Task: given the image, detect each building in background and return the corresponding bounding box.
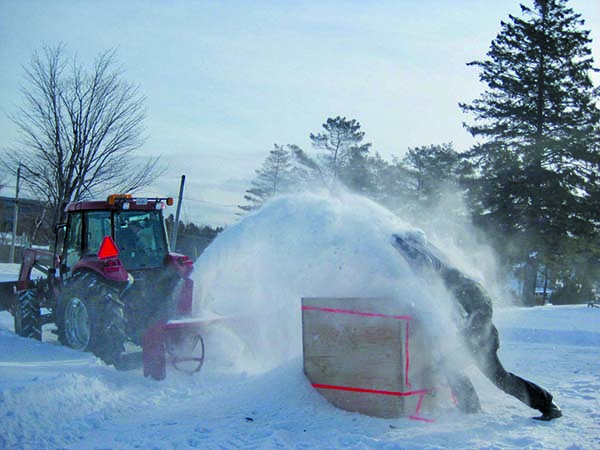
[0,196,50,262]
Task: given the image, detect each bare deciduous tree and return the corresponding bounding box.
[5,45,162,225]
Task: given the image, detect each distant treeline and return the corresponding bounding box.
[165,214,223,261]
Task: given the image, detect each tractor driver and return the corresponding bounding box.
[117,220,145,257]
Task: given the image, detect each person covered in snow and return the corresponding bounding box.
[392,232,562,421]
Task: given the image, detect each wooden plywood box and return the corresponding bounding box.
[302,297,417,419]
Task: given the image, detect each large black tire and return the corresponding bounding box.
[57,272,127,367]
[14,289,42,341]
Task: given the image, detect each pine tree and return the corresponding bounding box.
[460,0,600,304]
[286,144,327,189]
[401,143,460,206]
[239,144,293,212]
[310,116,372,189]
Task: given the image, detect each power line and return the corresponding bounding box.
[181,196,241,209]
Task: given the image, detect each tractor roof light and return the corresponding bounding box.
[153,197,173,209]
[107,194,173,208]
[107,194,133,205]
[152,197,174,207]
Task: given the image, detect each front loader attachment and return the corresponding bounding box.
[143,319,207,380]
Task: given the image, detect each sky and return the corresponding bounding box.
[1,0,599,226]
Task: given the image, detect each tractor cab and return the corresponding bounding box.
[62,194,175,275]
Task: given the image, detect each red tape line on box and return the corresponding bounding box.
[301,305,413,321]
[405,320,412,388]
[311,383,427,397]
[312,383,434,423]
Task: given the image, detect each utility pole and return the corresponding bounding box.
[171,175,186,251]
[9,162,41,264]
[9,164,21,264]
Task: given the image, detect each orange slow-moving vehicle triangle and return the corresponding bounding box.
[97,236,119,260]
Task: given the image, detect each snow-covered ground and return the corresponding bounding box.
[1,305,598,449]
[1,193,599,449]
[0,263,21,283]
[0,262,45,283]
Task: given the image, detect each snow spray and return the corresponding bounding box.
[192,191,473,375]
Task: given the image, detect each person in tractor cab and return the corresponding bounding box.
[116,220,145,257]
[392,232,562,421]
[128,221,143,238]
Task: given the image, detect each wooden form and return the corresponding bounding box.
[301,297,436,420]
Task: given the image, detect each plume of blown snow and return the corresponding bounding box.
[192,191,469,375]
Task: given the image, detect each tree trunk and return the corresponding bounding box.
[521,254,539,306]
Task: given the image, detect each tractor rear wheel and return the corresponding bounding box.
[57,272,127,367]
[14,289,42,341]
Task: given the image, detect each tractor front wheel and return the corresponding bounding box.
[14,289,42,341]
[58,272,127,367]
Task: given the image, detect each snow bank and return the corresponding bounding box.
[193,191,466,375]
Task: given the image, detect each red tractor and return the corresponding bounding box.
[11,194,202,379]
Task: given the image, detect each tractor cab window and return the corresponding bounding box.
[114,210,168,269]
[85,211,112,255]
[64,212,83,269]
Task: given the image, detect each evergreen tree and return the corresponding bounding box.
[239,144,293,212]
[547,235,600,304]
[165,213,223,259]
[460,0,600,304]
[310,116,372,189]
[286,144,327,189]
[340,149,373,193]
[362,153,414,212]
[401,143,461,206]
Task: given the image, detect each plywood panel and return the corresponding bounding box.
[302,297,410,418]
